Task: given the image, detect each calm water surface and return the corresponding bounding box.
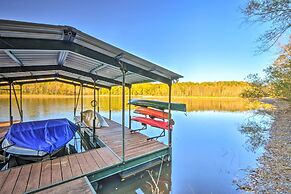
[0,97,271,194]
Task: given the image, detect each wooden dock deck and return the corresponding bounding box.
[99,118,167,160]
[0,118,169,194]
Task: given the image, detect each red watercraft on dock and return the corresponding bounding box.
[134,107,170,120]
[131,116,172,130]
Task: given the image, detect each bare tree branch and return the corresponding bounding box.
[241,0,291,52]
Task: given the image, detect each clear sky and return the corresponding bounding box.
[0,0,287,82]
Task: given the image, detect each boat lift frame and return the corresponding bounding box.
[0,73,174,159]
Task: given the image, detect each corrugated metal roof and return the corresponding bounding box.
[0,19,182,87]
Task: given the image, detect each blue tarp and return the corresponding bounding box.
[5,118,78,154]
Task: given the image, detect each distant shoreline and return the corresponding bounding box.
[0,94,245,99]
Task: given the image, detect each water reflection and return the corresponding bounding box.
[97,162,172,194]
[239,110,272,153]
[0,96,266,122]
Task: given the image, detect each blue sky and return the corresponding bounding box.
[0,0,287,82]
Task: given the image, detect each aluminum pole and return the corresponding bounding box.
[97,88,100,113]
[12,84,21,122]
[128,86,132,129]
[122,71,126,163]
[20,84,23,122]
[9,82,12,126]
[168,83,172,148]
[80,83,83,123]
[74,84,76,117]
[93,81,96,138]
[109,88,112,120]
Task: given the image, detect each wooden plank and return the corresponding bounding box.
[26,162,42,191]
[13,165,32,194]
[51,158,62,184]
[35,177,95,194]
[68,154,83,177]
[97,148,119,165]
[60,156,73,181]
[125,144,166,160]
[125,142,165,155]
[89,149,108,169]
[39,160,51,188]
[0,169,10,191]
[111,139,158,151]
[0,167,21,194]
[83,151,100,171]
[75,153,91,174]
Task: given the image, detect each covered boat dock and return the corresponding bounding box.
[0,20,182,193]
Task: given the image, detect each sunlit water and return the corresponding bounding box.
[0,96,271,194]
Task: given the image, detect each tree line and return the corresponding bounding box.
[0,81,249,97]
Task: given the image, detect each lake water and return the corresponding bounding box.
[0,96,271,194]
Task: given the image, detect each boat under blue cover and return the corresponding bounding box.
[4,118,78,155]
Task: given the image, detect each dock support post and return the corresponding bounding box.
[97,88,100,113]
[74,84,76,117]
[12,83,22,123]
[20,84,23,122]
[80,83,84,123]
[128,86,132,129]
[93,80,96,139]
[116,53,126,163]
[109,88,112,120]
[122,71,126,163]
[168,83,172,149]
[9,82,13,126]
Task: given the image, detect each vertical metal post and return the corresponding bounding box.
[9,82,13,126]
[121,70,126,163]
[80,83,84,123]
[12,84,21,122]
[109,88,112,120]
[168,83,172,148]
[20,84,23,122]
[97,88,100,113]
[74,84,76,117]
[128,86,132,129]
[93,81,96,138]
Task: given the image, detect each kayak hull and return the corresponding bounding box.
[132,116,172,130]
[134,107,169,120]
[129,99,186,112]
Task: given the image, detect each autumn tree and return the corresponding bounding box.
[265,39,291,100]
[241,39,291,100]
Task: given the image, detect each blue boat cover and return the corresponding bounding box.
[5,118,78,154]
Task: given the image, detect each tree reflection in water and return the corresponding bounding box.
[239,110,273,152]
[96,162,172,194]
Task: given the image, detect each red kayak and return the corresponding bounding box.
[132,116,173,130]
[134,107,170,119]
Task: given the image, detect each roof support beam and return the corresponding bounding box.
[57,51,68,66]
[0,37,172,84]
[0,78,98,89]
[0,65,127,87]
[4,50,24,66]
[89,64,109,73]
[0,74,56,82]
[57,74,110,89]
[0,74,110,89]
